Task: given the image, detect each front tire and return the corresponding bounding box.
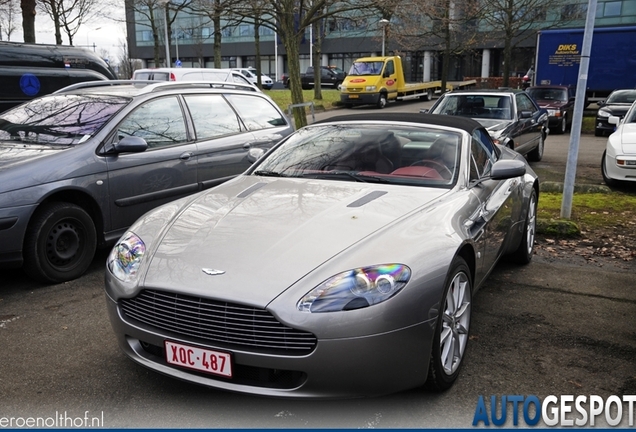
[509,188,537,264]
[23,202,97,284]
[376,94,387,109]
[527,132,544,162]
[425,257,472,392]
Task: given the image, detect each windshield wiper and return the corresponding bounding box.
[302,171,390,183]
[253,170,287,177]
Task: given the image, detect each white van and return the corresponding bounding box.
[132,67,258,90]
[231,68,274,90]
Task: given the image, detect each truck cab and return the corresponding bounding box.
[340,56,445,108]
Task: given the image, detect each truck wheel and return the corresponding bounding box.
[23,202,97,284]
[377,94,387,109]
[420,89,433,101]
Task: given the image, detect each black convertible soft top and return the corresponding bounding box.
[315,112,483,134]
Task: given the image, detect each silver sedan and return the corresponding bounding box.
[105,113,539,398]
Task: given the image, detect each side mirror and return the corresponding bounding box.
[247,147,266,163]
[519,110,533,119]
[597,100,605,107]
[490,159,526,180]
[112,136,148,153]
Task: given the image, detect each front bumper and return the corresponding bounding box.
[604,152,636,182]
[340,93,381,106]
[105,292,435,398]
[0,204,37,267]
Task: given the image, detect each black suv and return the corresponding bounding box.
[0,80,294,283]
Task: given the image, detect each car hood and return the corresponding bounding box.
[601,104,632,116]
[617,123,636,154]
[143,177,448,307]
[0,142,67,170]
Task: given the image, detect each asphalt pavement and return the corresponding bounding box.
[1,99,634,428]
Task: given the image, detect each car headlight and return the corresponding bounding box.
[107,232,146,283]
[340,85,347,91]
[597,110,611,118]
[547,109,557,116]
[297,264,411,313]
[365,86,377,92]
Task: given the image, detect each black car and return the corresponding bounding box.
[0,80,294,283]
[527,85,576,134]
[423,89,549,161]
[0,41,117,112]
[595,89,636,136]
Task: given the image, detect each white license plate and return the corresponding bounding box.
[165,340,233,378]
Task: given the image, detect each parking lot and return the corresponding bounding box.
[1,102,635,428]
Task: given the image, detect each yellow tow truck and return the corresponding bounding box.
[340,55,474,109]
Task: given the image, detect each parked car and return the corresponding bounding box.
[424,89,548,161]
[595,89,636,136]
[0,41,117,112]
[0,80,293,283]
[601,101,636,186]
[526,85,576,134]
[231,67,274,90]
[283,66,346,89]
[105,112,539,398]
[132,67,257,89]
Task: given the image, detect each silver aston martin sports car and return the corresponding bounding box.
[104,113,539,398]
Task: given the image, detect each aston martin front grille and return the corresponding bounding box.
[120,290,317,354]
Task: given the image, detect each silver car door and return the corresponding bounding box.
[467,130,521,284]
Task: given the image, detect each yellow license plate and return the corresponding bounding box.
[348,95,359,99]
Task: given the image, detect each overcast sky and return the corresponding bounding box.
[12,4,127,62]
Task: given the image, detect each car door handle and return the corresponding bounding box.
[180,152,193,160]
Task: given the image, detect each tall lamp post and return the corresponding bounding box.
[158,0,171,67]
[379,18,389,56]
[87,27,101,52]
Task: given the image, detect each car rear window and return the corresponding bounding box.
[0,94,129,145]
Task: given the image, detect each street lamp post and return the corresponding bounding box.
[379,19,389,56]
[87,27,102,52]
[158,0,171,67]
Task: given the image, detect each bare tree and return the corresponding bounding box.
[20,0,36,42]
[479,0,584,86]
[0,0,19,40]
[233,0,371,128]
[123,0,191,67]
[388,0,482,91]
[37,0,108,45]
[189,0,242,68]
[117,37,136,78]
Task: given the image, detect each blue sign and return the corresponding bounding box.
[175,59,182,67]
[20,74,41,96]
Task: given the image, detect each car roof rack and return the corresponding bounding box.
[53,79,260,94]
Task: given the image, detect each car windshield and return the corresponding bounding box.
[606,91,636,104]
[0,94,129,145]
[348,61,384,76]
[252,124,462,188]
[528,88,567,101]
[430,94,513,120]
